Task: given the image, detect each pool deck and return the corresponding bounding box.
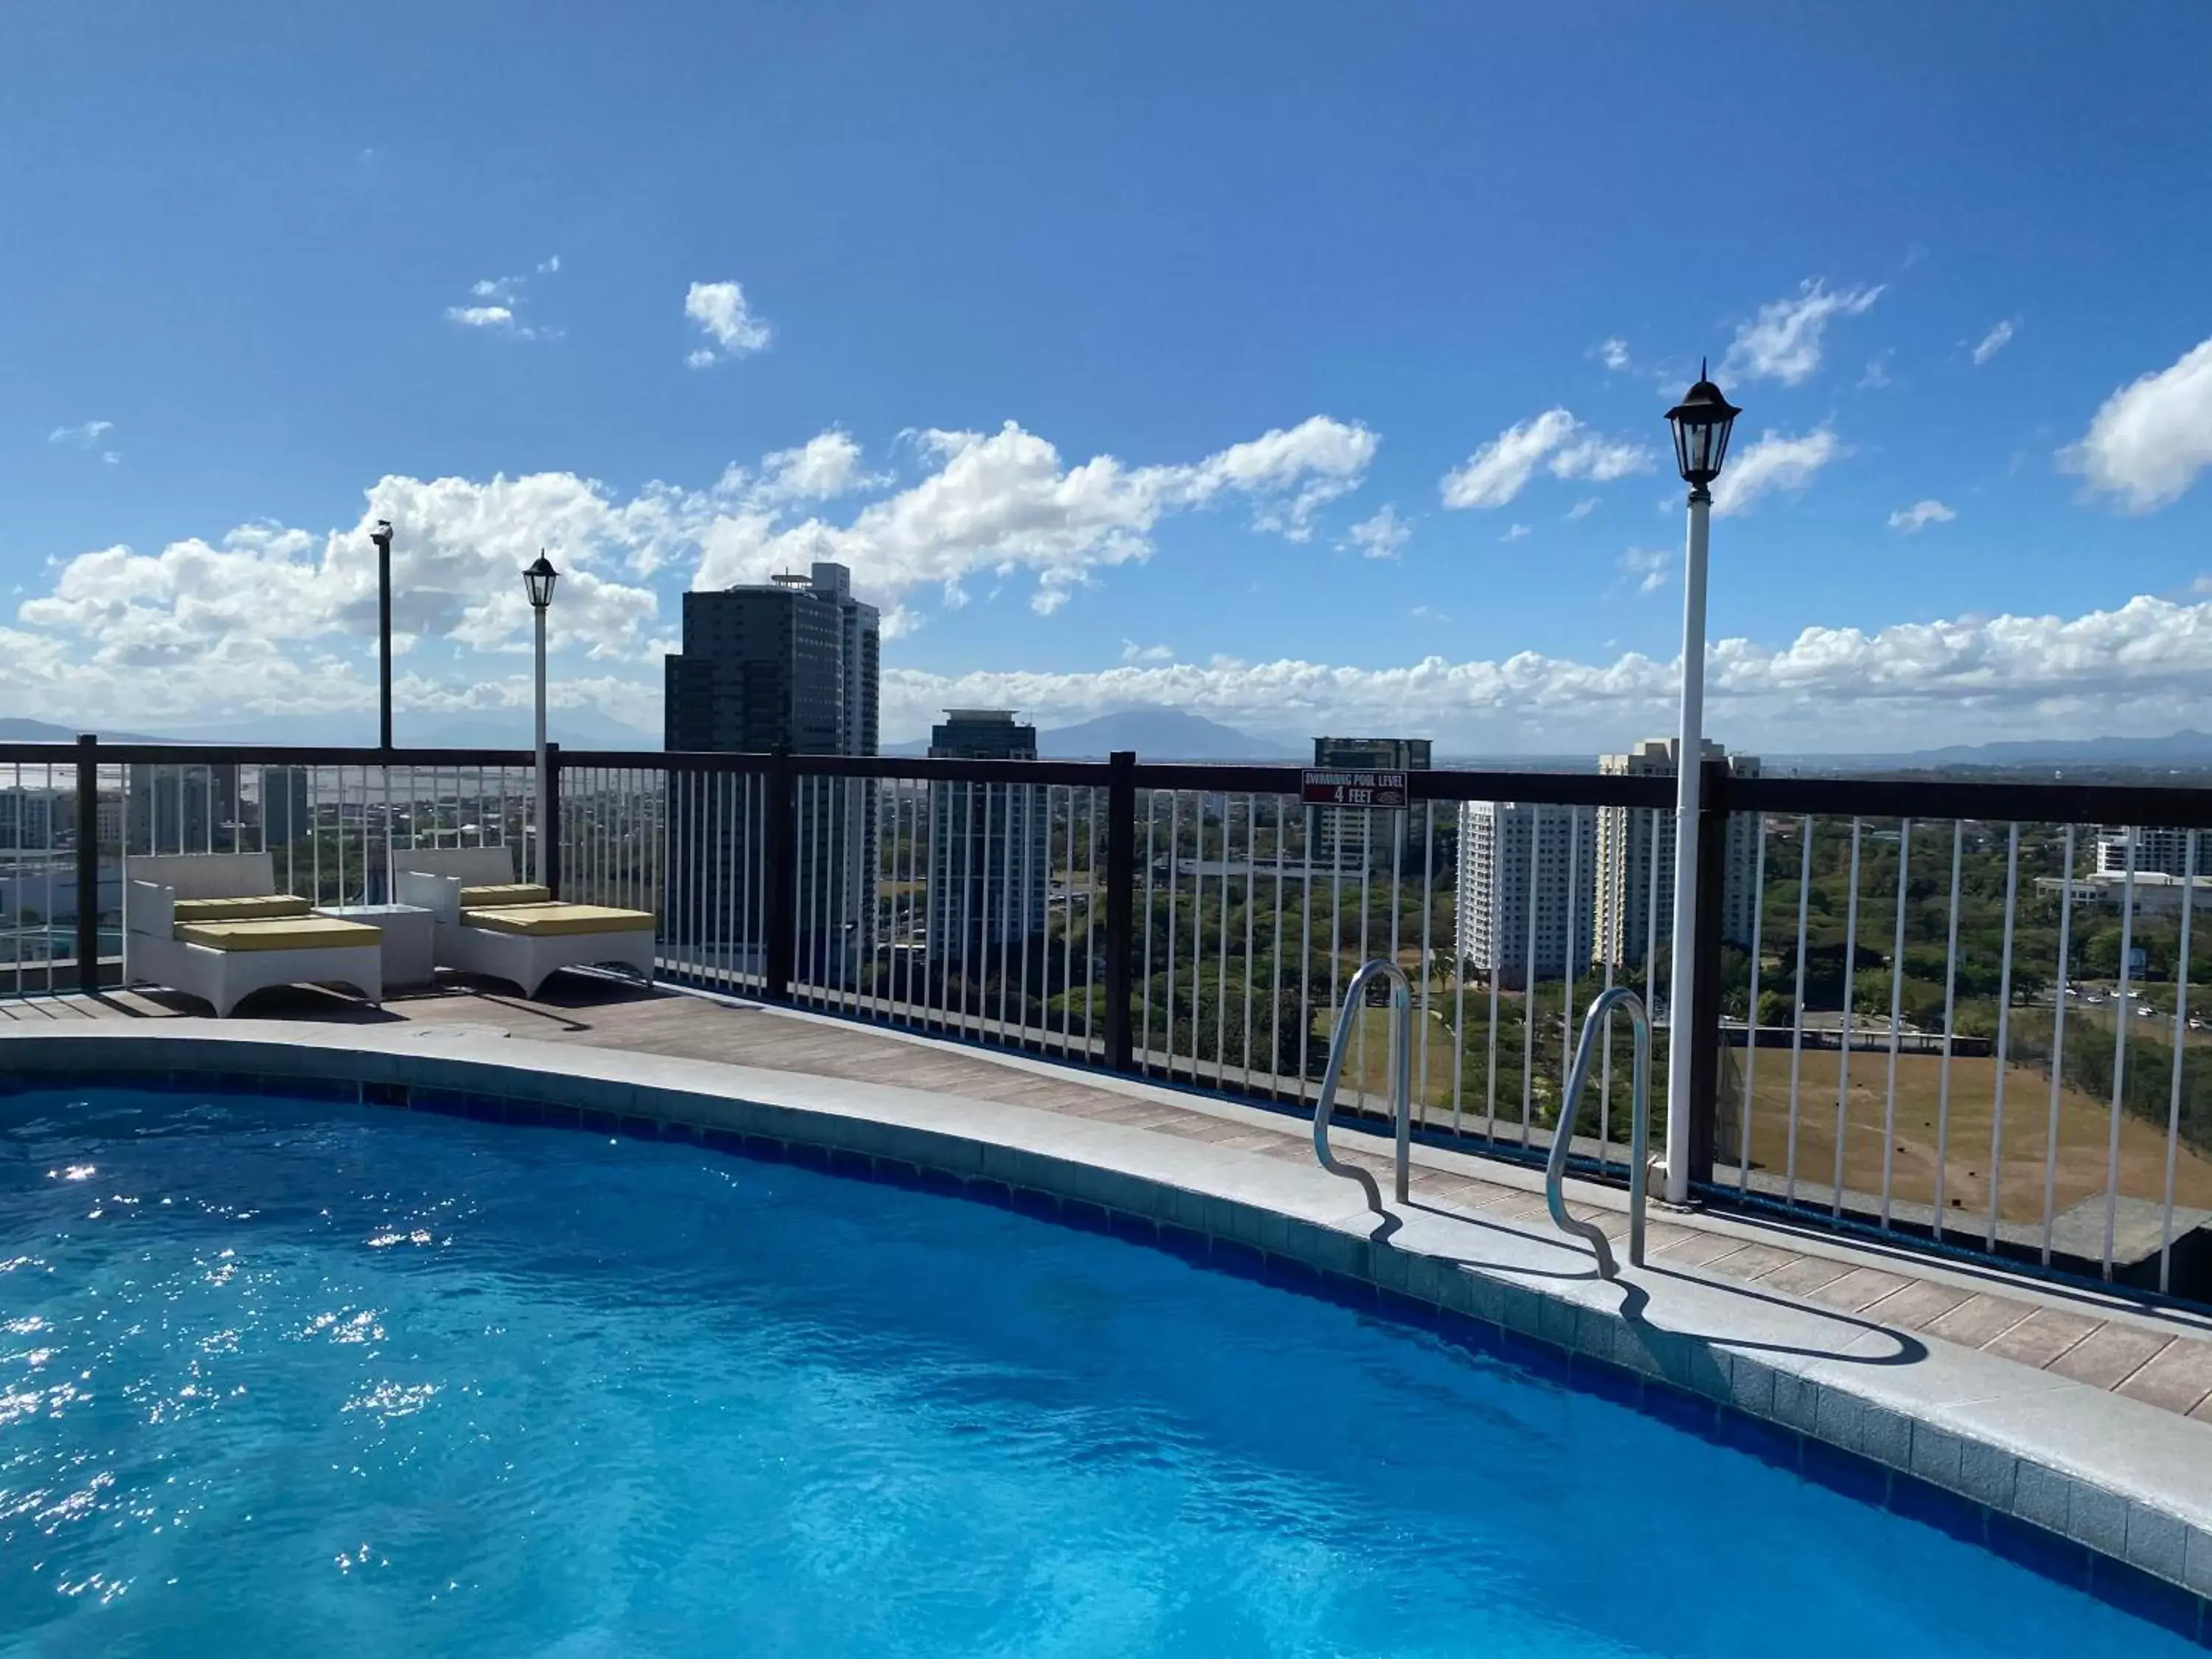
[8,975,2212,1624]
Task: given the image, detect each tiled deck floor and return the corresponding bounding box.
[10,975,2212,1428]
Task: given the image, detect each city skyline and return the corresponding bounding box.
[6,7,2212,754]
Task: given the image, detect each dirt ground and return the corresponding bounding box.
[1730,1047,2212,1225]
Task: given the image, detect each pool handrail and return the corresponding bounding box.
[1310,957,1413,1214]
[1544,986,1654,1280]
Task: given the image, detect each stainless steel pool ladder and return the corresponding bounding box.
[1544,986,1653,1279]
[1310,958,1412,1213]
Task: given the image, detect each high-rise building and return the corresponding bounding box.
[126,765,240,854]
[1456,800,1596,989]
[926,710,1048,969]
[2098,827,2195,878]
[257,768,315,845]
[1309,736,1432,871]
[1592,738,1763,969]
[0,789,57,852]
[661,563,880,979]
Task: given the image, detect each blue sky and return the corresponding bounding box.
[4,1,2211,751]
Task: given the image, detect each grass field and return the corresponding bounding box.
[1731,1046,2212,1224]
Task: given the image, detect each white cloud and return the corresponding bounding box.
[1722,279,1885,386]
[1565,498,1598,521]
[1409,604,1450,622]
[1344,504,1409,560]
[1860,353,1893,390]
[755,430,880,504]
[448,260,560,339]
[2062,337,2212,512]
[1888,499,1956,533]
[874,592,2212,756]
[1617,546,1669,595]
[1972,319,2016,366]
[1120,640,1174,663]
[48,420,112,448]
[1441,409,1576,509]
[1440,409,1652,509]
[684,280,771,366]
[447,305,519,330]
[1595,337,1630,372]
[694,415,1375,611]
[1551,434,1656,483]
[102,451,120,467]
[1711,428,1845,517]
[1500,523,1531,543]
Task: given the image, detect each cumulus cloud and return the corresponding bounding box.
[1722,279,1884,386]
[1711,428,1844,517]
[1121,640,1174,663]
[1594,337,1630,372]
[1344,504,1409,560]
[1565,498,1598,521]
[1972,319,2017,366]
[2063,337,2212,512]
[4,414,1377,725]
[874,593,2212,755]
[754,430,880,504]
[1500,523,1531,543]
[684,280,772,367]
[1439,410,1655,509]
[48,420,113,448]
[695,415,1376,611]
[1888,499,1956,533]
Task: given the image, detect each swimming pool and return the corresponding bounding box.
[0,1085,2196,1656]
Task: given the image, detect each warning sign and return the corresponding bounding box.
[1299,769,1409,810]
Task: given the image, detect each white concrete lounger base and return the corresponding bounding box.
[122,852,381,1018]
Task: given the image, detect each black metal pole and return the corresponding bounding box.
[75,733,100,995]
[371,520,394,750]
[1103,749,1136,1072]
[543,741,563,900]
[763,745,795,1002]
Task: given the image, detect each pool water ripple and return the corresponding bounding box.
[0,1088,2197,1658]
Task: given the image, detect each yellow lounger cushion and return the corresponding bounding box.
[461,902,655,939]
[456,883,550,908]
[171,894,313,923]
[174,916,383,952]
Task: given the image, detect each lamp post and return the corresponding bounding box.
[369,520,395,749]
[524,553,560,886]
[1660,362,1741,1206]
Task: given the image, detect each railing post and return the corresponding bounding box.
[1685,756,1731,1184]
[763,746,795,1002]
[75,733,100,995]
[1103,750,1136,1072]
[543,741,563,899]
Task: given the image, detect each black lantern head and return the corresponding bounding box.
[524,552,560,611]
[1665,361,1742,490]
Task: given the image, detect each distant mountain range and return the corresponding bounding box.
[1773,729,2212,773]
[0,711,658,750]
[886,707,1299,761]
[15,705,2212,773]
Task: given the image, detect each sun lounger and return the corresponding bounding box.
[123,852,383,1017]
[394,846,655,998]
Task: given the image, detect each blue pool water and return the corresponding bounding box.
[0,1088,2194,1657]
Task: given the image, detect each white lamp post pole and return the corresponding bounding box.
[1660,365,1740,1207]
[1662,486,1711,1205]
[524,554,560,888]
